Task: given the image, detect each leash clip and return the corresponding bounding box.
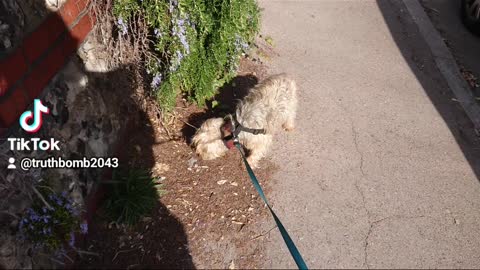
[226,114,240,143]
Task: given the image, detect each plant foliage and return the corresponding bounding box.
[104,169,163,225]
[112,0,260,109]
[18,192,87,252]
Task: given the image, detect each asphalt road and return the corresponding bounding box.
[258,0,480,268]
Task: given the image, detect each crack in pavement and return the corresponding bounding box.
[363,215,428,268]
[350,121,372,269]
[348,122,371,268]
[351,123,366,177]
[329,98,425,268]
[333,97,372,269]
[347,114,430,269]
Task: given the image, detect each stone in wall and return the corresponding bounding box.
[0,0,67,54]
[0,33,135,268]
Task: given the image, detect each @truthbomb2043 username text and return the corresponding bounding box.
[18,157,119,171]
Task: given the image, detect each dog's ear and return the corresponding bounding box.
[192,117,230,160]
[192,117,225,147]
[194,139,229,160]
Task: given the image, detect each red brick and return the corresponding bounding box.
[0,48,28,96]
[75,0,92,14]
[0,106,10,127]
[24,43,66,99]
[0,87,30,127]
[70,13,94,43]
[23,14,67,64]
[60,0,82,27]
[60,12,94,58]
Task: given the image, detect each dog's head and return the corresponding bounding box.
[192,118,230,160]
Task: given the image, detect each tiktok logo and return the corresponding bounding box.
[19,99,49,133]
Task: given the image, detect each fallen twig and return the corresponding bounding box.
[49,257,66,266]
[62,253,74,263]
[424,6,439,14]
[180,119,198,130]
[75,249,101,257]
[31,186,53,210]
[0,211,19,219]
[251,225,277,240]
[112,248,137,262]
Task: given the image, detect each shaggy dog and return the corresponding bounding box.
[192,74,298,168]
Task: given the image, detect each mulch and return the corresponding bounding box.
[74,57,278,269]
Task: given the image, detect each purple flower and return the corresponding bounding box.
[179,35,190,54]
[71,207,80,216]
[235,34,249,52]
[151,74,163,88]
[117,17,128,35]
[30,212,40,222]
[172,17,190,54]
[56,199,63,206]
[168,0,177,13]
[176,50,184,61]
[42,227,52,235]
[154,28,162,38]
[69,232,75,247]
[52,194,63,206]
[65,203,73,211]
[80,223,88,234]
[19,219,25,230]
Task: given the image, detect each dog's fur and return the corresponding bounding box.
[192,73,298,168]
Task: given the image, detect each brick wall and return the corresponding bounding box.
[0,0,95,132]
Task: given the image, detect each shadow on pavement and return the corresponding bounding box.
[376,0,480,180]
[421,0,480,97]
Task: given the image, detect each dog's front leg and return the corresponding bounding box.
[245,136,272,168]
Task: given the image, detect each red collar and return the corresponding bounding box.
[224,139,235,149]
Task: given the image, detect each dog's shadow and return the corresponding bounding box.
[181,74,259,144]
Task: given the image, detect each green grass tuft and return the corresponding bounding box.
[103,169,164,225]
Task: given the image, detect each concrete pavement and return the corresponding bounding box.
[258,0,480,268]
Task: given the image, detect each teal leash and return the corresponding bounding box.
[234,142,308,270]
